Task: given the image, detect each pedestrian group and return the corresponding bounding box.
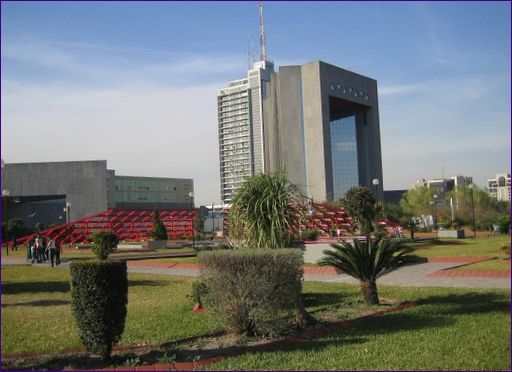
[28,234,62,267]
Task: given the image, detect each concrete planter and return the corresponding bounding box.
[146,240,168,249]
[437,229,465,239]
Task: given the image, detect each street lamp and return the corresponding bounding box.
[64,201,72,227]
[432,194,438,230]
[188,192,195,248]
[372,178,380,205]
[2,189,10,256]
[468,184,476,238]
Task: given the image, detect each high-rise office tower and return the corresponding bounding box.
[217,60,274,203]
[217,4,383,204]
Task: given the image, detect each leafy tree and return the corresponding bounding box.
[399,186,438,217]
[90,230,120,260]
[380,203,405,224]
[340,187,377,236]
[319,237,414,305]
[35,222,45,232]
[148,209,168,241]
[445,185,509,229]
[229,172,302,249]
[497,215,510,235]
[2,218,33,240]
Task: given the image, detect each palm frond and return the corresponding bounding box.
[319,237,414,281]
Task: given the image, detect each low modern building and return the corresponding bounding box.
[1,160,194,228]
[487,173,511,202]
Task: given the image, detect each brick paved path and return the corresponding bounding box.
[2,256,510,289]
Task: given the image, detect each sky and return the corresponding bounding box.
[1,1,510,206]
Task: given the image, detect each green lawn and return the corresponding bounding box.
[410,236,509,258]
[1,266,219,356]
[459,259,511,271]
[203,285,511,371]
[2,265,510,370]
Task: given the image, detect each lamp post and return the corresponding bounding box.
[468,184,476,238]
[188,192,195,248]
[212,202,215,232]
[372,178,380,205]
[65,201,72,228]
[432,194,438,230]
[2,189,10,256]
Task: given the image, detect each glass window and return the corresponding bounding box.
[330,115,359,200]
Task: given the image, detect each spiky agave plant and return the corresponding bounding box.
[229,172,302,249]
[319,237,414,305]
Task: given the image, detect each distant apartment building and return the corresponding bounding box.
[412,175,472,208]
[487,173,511,202]
[426,176,472,195]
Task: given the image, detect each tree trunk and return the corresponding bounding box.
[360,280,379,305]
[294,296,317,328]
[102,343,112,363]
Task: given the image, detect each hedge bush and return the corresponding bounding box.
[198,249,304,337]
[89,230,120,260]
[70,260,128,360]
[191,280,209,306]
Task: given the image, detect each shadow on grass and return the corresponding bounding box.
[2,281,70,295]
[3,291,508,370]
[2,299,69,307]
[415,292,510,316]
[302,292,344,308]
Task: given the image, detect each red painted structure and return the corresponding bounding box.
[222,201,398,238]
[11,209,197,246]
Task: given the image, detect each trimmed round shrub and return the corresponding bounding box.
[90,230,120,260]
[191,280,209,306]
[70,260,128,360]
[198,249,304,337]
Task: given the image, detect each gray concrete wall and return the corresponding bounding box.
[263,60,384,202]
[2,160,108,224]
[301,61,327,201]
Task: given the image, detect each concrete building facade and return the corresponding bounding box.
[218,60,384,204]
[1,160,193,228]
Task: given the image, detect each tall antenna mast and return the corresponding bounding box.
[259,1,267,61]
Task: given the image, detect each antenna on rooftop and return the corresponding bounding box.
[258,1,267,61]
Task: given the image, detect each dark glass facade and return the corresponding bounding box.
[330,114,359,200]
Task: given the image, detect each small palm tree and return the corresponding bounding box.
[319,237,414,305]
[229,172,302,249]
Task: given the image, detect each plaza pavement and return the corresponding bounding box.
[2,256,509,289]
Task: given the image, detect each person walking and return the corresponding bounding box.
[47,239,57,267]
[34,235,41,263]
[11,237,18,252]
[55,239,62,266]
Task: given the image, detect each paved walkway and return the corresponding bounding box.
[2,257,510,289]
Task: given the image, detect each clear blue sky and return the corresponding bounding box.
[1,1,510,205]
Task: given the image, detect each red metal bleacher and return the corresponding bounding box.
[13,208,197,246]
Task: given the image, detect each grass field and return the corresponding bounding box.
[2,264,510,370]
[203,285,511,371]
[410,235,509,258]
[459,259,511,271]
[1,266,219,356]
